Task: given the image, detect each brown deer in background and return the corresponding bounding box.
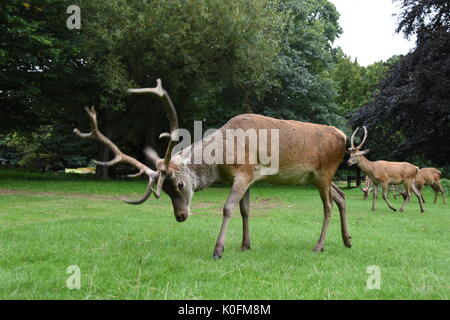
[74,79,352,259]
[414,168,446,204]
[361,176,405,201]
[347,127,425,213]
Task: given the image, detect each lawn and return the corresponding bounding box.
[0,170,448,300]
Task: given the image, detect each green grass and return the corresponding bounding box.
[0,170,448,300]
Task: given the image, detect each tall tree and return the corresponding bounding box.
[0,0,98,133]
[255,0,343,126]
[350,0,450,169]
[332,49,397,117]
[73,0,285,177]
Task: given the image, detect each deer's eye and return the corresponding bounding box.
[178,181,184,190]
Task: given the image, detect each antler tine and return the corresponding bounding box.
[73,106,98,138]
[74,106,158,204]
[350,127,359,149]
[144,147,162,166]
[123,175,156,205]
[357,126,368,149]
[126,170,144,178]
[128,79,179,172]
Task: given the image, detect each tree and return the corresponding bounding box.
[73,0,286,177]
[350,0,450,170]
[0,0,98,133]
[332,49,397,117]
[257,0,344,127]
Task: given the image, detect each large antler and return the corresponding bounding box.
[74,79,179,204]
[128,79,180,198]
[350,126,368,149]
[74,106,158,204]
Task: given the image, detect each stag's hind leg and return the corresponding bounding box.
[331,183,352,248]
[411,183,425,213]
[399,183,411,212]
[313,181,333,252]
[239,188,251,251]
[429,184,439,204]
[415,184,426,203]
[382,183,397,212]
[434,181,446,204]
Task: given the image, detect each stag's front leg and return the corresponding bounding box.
[213,178,251,259]
[239,188,251,251]
[372,183,379,211]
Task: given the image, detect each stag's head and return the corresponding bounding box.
[347,126,369,166]
[74,79,193,222]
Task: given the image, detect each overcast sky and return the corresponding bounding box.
[329,0,416,66]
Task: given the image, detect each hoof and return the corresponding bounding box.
[313,246,324,252]
[391,208,397,212]
[343,234,352,248]
[213,246,224,259]
[240,245,251,251]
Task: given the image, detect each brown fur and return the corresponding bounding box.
[207,114,351,257]
[415,168,446,204]
[348,141,425,213]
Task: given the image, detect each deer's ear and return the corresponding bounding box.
[361,149,370,155]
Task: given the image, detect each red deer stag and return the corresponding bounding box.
[347,127,425,213]
[74,79,352,259]
[414,168,446,204]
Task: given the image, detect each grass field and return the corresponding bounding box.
[0,170,448,300]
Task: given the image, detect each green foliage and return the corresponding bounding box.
[78,0,284,115]
[0,0,98,133]
[4,0,446,173]
[1,125,95,169]
[351,0,450,167]
[257,0,344,126]
[332,49,397,117]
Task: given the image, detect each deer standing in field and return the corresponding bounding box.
[347,127,425,213]
[74,79,352,259]
[414,168,446,204]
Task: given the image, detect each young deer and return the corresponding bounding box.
[347,127,425,213]
[361,176,405,201]
[414,168,446,204]
[74,79,352,258]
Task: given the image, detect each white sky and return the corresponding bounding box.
[329,0,416,66]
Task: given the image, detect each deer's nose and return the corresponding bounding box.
[175,213,188,222]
